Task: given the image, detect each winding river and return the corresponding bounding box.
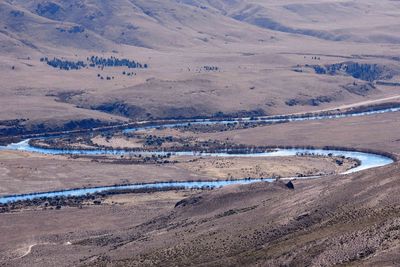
[0,106,398,204]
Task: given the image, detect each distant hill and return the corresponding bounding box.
[4,0,400,55]
[1,0,400,133]
[1,0,272,53]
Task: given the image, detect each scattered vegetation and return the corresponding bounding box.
[202,65,219,71]
[40,57,86,70]
[40,56,148,79]
[285,96,333,106]
[0,186,199,213]
[309,61,398,82]
[87,56,147,69]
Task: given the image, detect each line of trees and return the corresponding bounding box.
[88,56,148,69]
[40,56,148,71]
[40,57,86,70]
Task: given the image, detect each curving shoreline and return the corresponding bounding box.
[0,106,398,204]
[1,102,400,143]
[122,105,400,133]
[0,178,272,205]
[0,142,394,204]
[2,139,394,175]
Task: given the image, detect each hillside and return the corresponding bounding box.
[1,2,400,266]
[1,0,400,134]
[5,0,400,53]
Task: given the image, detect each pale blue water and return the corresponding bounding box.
[123,106,400,133]
[0,141,393,204]
[0,178,272,204]
[0,106,397,204]
[2,140,393,174]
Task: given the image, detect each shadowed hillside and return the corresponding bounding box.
[5,0,400,54]
[1,2,400,266]
[4,0,277,52]
[1,0,400,135]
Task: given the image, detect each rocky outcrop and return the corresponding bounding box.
[286,181,295,190]
[311,61,399,82]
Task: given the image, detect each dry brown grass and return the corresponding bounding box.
[1,1,400,266]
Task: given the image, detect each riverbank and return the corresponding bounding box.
[1,102,400,146]
[0,104,396,204]
[0,144,392,204]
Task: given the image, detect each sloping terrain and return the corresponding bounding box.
[4,0,276,51]
[195,0,400,44]
[1,0,400,134]
[1,104,400,266]
[97,165,400,266]
[5,0,400,53]
[1,1,400,266]
[2,163,399,266]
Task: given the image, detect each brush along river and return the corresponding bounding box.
[0,106,398,204]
